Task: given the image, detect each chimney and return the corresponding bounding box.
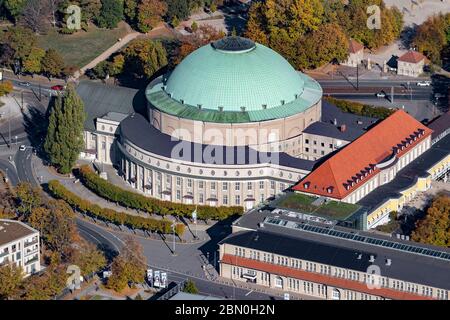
[386,259,392,266]
[369,255,375,263]
[333,118,337,126]
[340,124,347,132]
[357,253,362,260]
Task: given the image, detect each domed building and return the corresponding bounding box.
[80,37,323,209]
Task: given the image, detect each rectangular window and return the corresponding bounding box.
[223,195,228,205]
[235,195,241,205]
[198,181,204,189]
[321,150,325,155]
[270,181,275,189]
[247,182,252,190]
[329,144,333,148]
[187,179,192,188]
[176,190,181,200]
[222,182,228,191]
[305,139,309,144]
[235,182,240,191]
[199,193,204,203]
[176,177,182,186]
[211,182,216,190]
[305,147,309,152]
[321,142,325,147]
[259,181,264,189]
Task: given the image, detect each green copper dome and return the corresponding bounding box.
[164,37,306,112]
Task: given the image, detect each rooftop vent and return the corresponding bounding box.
[340,124,347,132]
[262,104,267,109]
[241,106,246,112]
[303,182,310,189]
[197,104,202,109]
[333,118,337,126]
[369,255,375,263]
[386,258,392,266]
[357,253,362,260]
[218,106,224,112]
[180,99,184,104]
[281,100,285,105]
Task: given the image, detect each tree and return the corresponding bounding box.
[0,264,23,300]
[96,0,124,29]
[413,14,450,66]
[4,0,27,22]
[41,48,65,79]
[0,43,15,67]
[411,194,450,247]
[22,264,67,300]
[124,0,138,24]
[0,81,14,97]
[0,26,38,63]
[172,24,225,65]
[296,23,349,69]
[44,84,86,174]
[136,0,167,33]
[29,200,76,254]
[166,0,190,22]
[68,238,107,276]
[183,279,199,294]
[22,47,45,75]
[107,236,147,291]
[191,21,198,32]
[15,182,42,219]
[21,0,51,33]
[123,39,168,79]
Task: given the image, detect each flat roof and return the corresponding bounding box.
[120,113,317,170]
[225,220,450,289]
[77,81,146,132]
[0,219,38,246]
[272,192,364,221]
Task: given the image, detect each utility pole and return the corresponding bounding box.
[21,91,24,110]
[39,83,41,101]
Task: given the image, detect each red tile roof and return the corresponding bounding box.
[292,110,432,199]
[398,51,426,64]
[348,39,364,54]
[222,254,434,300]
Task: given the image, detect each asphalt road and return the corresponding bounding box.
[0,158,19,186]
[14,147,37,187]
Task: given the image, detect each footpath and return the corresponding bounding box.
[32,155,213,243]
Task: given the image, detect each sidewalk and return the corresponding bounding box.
[32,155,214,243]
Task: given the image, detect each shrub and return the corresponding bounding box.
[47,180,180,235]
[77,165,243,221]
[324,97,394,119]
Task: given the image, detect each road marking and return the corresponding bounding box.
[245,290,253,296]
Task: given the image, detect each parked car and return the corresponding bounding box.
[417,81,431,87]
[376,92,386,98]
[19,81,31,87]
[19,145,27,151]
[51,85,64,91]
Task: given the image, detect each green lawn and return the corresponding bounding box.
[276,192,361,220]
[37,23,130,68]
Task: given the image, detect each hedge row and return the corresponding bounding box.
[324,97,394,119]
[77,165,243,220]
[47,180,182,235]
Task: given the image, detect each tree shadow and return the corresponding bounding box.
[198,214,241,272]
[22,102,52,160]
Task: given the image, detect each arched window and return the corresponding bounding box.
[332,288,341,300]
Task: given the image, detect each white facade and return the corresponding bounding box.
[0,220,41,277]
